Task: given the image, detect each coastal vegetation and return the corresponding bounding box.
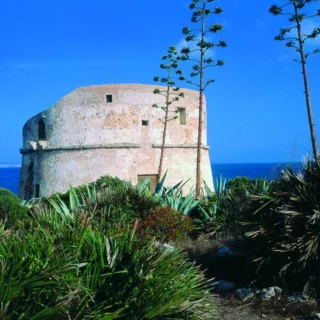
[0,178,210,319]
[1,159,320,318]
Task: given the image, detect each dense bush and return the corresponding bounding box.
[236,160,320,294]
[195,165,320,294]
[0,188,211,319]
[137,206,193,242]
[199,176,277,236]
[0,188,28,226]
[39,176,159,225]
[95,174,131,191]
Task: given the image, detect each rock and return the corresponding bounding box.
[259,287,276,300]
[258,286,283,300]
[217,246,233,256]
[285,294,304,303]
[310,312,320,320]
[216,280,235,292]
[235,288,254,301]
[298,299,317,308]
[273,286,282,295]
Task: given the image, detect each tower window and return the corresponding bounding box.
[142,120,149,126]
[178,108,186,125]
[38,119,46,140]
[106,94,113,103]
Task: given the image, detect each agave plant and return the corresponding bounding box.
[136,178,152,197]
[200,176,226,222]
[152,172,199,216]
[159,189,199,216]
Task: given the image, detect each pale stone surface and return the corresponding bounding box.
[19,84,214,199]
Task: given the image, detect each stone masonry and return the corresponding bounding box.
[19,84,214,199]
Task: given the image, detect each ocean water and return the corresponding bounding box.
[211,162,302,182]
[0,163,302,195]
[0,168,20,195]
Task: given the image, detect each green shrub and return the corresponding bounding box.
[243,160,320,294]
[0,193,211,319]
[137,206,193,242]
[198,177,274,236]
[0,188,28,225]
[95,174,131,191]
[40,176,159,225]
[94,181,158,223]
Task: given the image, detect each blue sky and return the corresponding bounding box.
[0,0,319,164]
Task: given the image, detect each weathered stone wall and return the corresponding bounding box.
[19,84,213,199]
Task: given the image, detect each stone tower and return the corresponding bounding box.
[19,84,214,199]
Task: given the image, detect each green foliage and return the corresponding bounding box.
[0,185,211,319]
[137,206,193,242]
[199,176,226,221]
[242,160,320,294]
[0,188,28,226]
[95,174,130,191]
[98,182,158,223]
[199,176,276,236]
[154,170,168,196]
[41,176,158,225]
[159,186,199,216]
[136,178,153,197]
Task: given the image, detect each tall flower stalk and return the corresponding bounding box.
[270,0,320,159]
[153,46,185,182]
[180,0,226,197]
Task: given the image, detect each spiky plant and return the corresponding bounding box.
[245,160,320,294]
[0,182,214,319]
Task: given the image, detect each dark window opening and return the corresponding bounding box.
[38,119,46,140]
[178,108,186,125]
[142,120,149,126]
[106,94,113,103]
[137,175,158,192]
[35,184,40,198]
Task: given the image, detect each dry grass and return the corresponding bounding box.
[216,295,320,320]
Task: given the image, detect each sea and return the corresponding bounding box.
[0,162,303,195]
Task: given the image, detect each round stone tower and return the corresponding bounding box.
[19,84,214,199]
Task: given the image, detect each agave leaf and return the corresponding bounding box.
[203,179,214,198]
[154,170,168,195]
[199,205,210,221]
[215,175,226,197]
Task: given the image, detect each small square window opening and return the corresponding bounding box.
[106,95,113,103]
[142,120,149,126]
